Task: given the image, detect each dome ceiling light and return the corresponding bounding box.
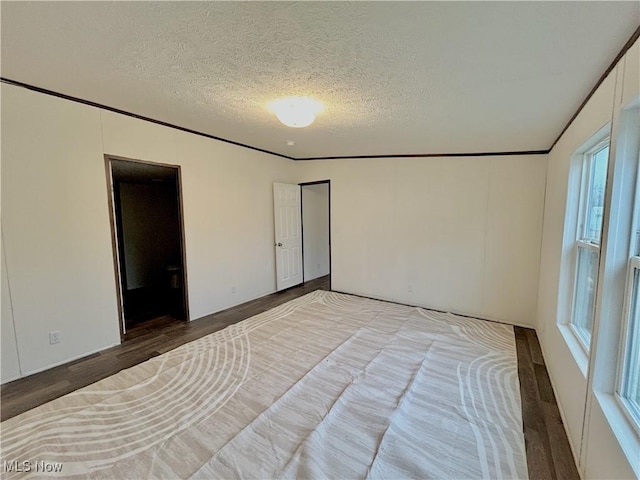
[268,96,324,128]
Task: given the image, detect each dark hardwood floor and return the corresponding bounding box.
[1,276,578,480]
[0,276,330,422]
[514,327,581,480]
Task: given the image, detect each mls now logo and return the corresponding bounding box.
[3,460,63,473]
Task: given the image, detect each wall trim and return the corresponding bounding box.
[0,77,295,161]
[3,25,638,162]
[549,25,640,152]
[0,77,549,160]
[297,151,549,161]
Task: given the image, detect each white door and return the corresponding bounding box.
[274,183,303,290]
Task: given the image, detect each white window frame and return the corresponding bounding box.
[615,255,640,436]
[578,139,610,242]
[569,241,599,348]
[614,154,640,437]
[582,101,640,476]
[569,138,610,351]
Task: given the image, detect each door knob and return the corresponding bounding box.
[276,242,283,247]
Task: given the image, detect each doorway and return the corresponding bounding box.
[273,181,331,292]
[105,156,189,337]
[300,181,331,289]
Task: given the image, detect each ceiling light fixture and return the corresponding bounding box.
[268,96,324,128]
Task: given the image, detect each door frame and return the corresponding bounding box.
[299,180,332,290]
[104,154,190,339]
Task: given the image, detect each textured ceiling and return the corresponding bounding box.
[1,2,638,159]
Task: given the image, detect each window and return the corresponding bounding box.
[618,259,640,428]
[583,145,609,242]
[616,155,640,433]
[570,141,609,347]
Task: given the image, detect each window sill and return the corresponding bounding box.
[594,391,640,478]
[558,323,589,377]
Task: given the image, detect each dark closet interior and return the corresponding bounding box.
[110,159,187,331]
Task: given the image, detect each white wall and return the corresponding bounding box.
[536,69,617,457]
[536,38,639,479]
[1,235,20,383]
[302,183,330,281]
[1,83,296,380]
[1,87,122,378]
[0,82,548,383]
[296,154,547,326]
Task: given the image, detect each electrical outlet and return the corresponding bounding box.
[317,263,321,271]
[408,285,414,293]
[49,331,61,345]
[231,286,236,294]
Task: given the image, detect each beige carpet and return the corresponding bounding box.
[1,291,527,479]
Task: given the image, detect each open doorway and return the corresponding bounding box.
[300,181,331,290]
[105,156,189,338]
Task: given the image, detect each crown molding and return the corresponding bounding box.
[4,25,638,162]
[0,77,295,161]
[549,25,640,152]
